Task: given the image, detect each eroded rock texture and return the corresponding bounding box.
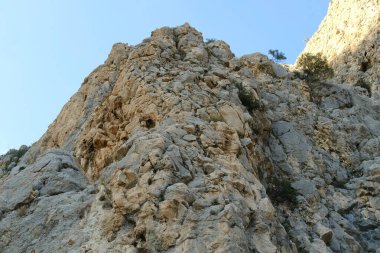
[1,24,293,253]
[0,4,379,252]
[299,0,380,99]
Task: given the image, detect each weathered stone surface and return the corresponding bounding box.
[314,222,333,243]
[0,145,29,173]
[271,63,288,78]
[0,149,93,253]
[299,0,380,99]
[1,3,380,251]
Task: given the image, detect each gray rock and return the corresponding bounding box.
[0,149,92,253]
[183,134,197,142]
[272,121,310,163]
[271,63,288,78]
[291,179,318,200]
[314,222,333,243]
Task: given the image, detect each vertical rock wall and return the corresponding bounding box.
[299,0,380,99]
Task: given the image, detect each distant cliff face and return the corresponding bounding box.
[299,0,380,99]
[1,3,380,253]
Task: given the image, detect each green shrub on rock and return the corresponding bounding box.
[268,49,287,63]
[235,83,264,112]
[267,177,298,207]
[205,38,216,44]
[0,145,29,171]
[354,79,372,96]
[298,53,334,80]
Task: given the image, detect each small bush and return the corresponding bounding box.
[0,145,29,171]
[247,118,263,135]
[207,114,224,123]
[298,53,334,80]
[355,79,371,96]
[205,38,216,44]
[178,49,187,60]
[267,177,298,206]
[235,83,264,112]
[268,49,287,63]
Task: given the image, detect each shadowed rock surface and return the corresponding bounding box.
[1,2,379,252]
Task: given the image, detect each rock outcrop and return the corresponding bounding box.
[1,24,294,253]
[1,2,379,252]
[298,0,380,99]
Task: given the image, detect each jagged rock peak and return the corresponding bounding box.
[25,23,238,180]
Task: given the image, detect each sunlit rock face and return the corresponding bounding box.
[0,3,379,252]
[299,0,380,99]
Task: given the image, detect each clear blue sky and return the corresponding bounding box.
[0,0,329,154]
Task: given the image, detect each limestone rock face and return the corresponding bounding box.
[0,149,93,252]
[2,24,293,253]
[298,0,380,99]
[0,11,379,253]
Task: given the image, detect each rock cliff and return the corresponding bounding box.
[1,2,379,253]
[298,0,380,99]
